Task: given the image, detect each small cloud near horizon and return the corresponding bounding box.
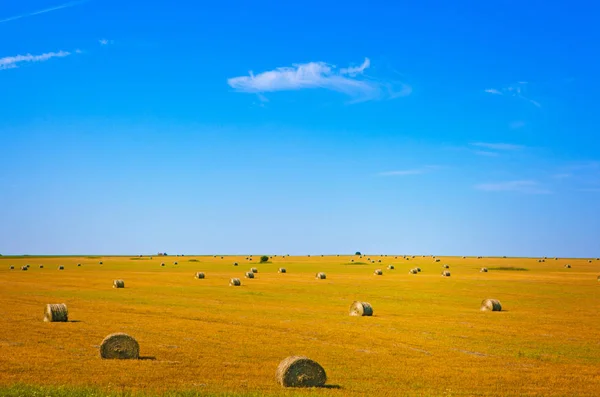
[475,180,551,194]
[470,142,525,151]
[227,57,411,103]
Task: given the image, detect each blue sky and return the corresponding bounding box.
[1,1,599,257]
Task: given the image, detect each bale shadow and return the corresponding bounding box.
[139,356,157,361]
[321,385,342,389]
[69,320,82,323]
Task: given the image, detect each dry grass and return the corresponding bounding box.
[0,255,599,396]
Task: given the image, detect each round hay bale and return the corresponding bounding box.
[233,262,238,266]
[371,260,375,263]
[174,261,178,265]
[409,268,417,274]
[480,298,502,311]
[99,261,103,265]
[442,270,451,277]
[443,264,449,269]
[564,264,571,268]
[161,262,165,267]
[278,268,286,273]
[377,260,381,263]
[251,267,258,273]
[588,260,592,263]
[416,267,421,272]
[374,269,383,275]
[230,278,241,286]
[351,259,354,262]
[77,263,81,267]
[195,272,205,279]
[9,265,14,270]
[58,265,64,270]
[276,356,326,388]
[462,256,466,259]
[44,303,68,322]
[387,265,395,270]
[480,267,488,272]
[99,333,139,359]
[245,271,255,279]
[316,272,326,279]
[435,259,441,262]
[113,280,125,288]
[21,266,28,271]
[349,301,373,316]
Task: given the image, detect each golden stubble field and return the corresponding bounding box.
[0,254,599,396]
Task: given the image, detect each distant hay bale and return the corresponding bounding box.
[113,279,125,288]
[278,268,286,273]
[588,260,592,263]
[77,263,81,267]
[174,261,178,265]
[276,356,326,388]
[316,272,326,279]
[564,264,571,268]
[409,268,417,274]
[374,269,383,275]
[387,265,395,270]
[371,260,375,263]
[462,256,466,258]
[443,264,449,269]
[58,265,64,270]
[442,270,451,277]
[251,267,258,273]
[377,260,381,263]
[416,267,421,272]
[435,259,440,262]
[230,278,241,286]
[349,301,373,316]
[9,265,14,270]
[234,262,238,266]
[161,263,165,267]
[405,257,409,260]
[351,259,354,262]
[100,333,139,360]
[21,266,28,271]
[245,271,255,279]
[480,299,502,312]
[481,267,488,272]
[99,261,103,265]
[44,303,68,322]
[195,272,205,279]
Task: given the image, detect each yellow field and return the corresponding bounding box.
[0,255,599,396]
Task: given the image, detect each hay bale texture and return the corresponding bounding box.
[409,268,417,274]
[245,271,255,279]
[565,264,571,268]
[100,333,139,359]
[195,272,205,279]
[349,301,373,316]
[374,269,383,275]
[276,356,326,388]
[387,265,395,270]
[21,266,28,271]
[39,265,44,268]
[44,303,68,322]
[481,267,488,272]
[161,263,165,266]
[443,264,450,269]
[442,270,451,277]
[58,265,64,270]
[316,272,326,279]
[481,299,502,311]
[416,267,421,272]
[230,278,241,286]
[251,267,258,273]
[9,266,14,270]
[113,280,125,288]
[278,268,286,273]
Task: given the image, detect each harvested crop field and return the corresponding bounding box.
[0,255,599,396]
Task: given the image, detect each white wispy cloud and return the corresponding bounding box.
[472,150,500,157]
[475,180,551,194]
[484,82,541,108]
[0,50,75,71]
[379,166,440,176]
[227,57,411,103]
[470,142,525,151]
[552,173,572,179]
[0,0,88,24]
[99,39,114,46]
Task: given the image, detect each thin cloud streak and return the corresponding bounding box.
[0,50,74,71]
[0,0,89,24]
[379,166,440,176]
[470,142,524,151]
[475,180,551,194]
[484,82,542,108]
[227,57,411,103]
